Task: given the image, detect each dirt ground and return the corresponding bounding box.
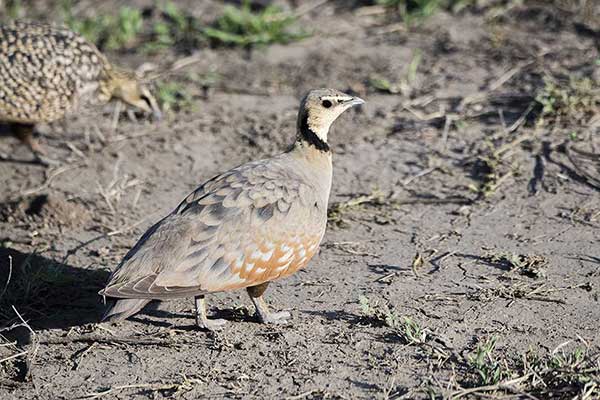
[1,1,599,399]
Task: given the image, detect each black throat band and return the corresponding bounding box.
[298,112,330,152]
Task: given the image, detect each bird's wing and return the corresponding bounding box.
[101,157,325,299]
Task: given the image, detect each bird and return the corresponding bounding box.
[0,20,161,164]
[99,88,365,329]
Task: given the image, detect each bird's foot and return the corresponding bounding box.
[196,317,228,331]
[257,310,291,325]
[33,153,60,167]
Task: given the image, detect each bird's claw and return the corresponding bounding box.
[196,317,228,331]
[258,310,291,324]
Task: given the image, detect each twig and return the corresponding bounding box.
[440,114,453,152]
[0,255,12,301]
[286,390,317,400]
[452,374,533,399]
[80,383,179,399]
[402,167,437,186]
[40,334,192,347]
[66,142,87,160]
[355,5,387,17]
[20,163,82,196]
[374,272,397,283]
[11,306,38,382]
[145,54,204,81]
[459,61,534,109]
[0,350,27,364]
[293,0,330,18]
[61,214,155,264]
[507,102,535,133]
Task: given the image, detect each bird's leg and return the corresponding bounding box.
[12,123,57,165]
[13,123,43,154]
[247,282,291,324]
[194,295,227,331]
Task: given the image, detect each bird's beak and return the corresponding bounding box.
[345,96,365,107]
[152,107,163,121]
[146,97,162,121]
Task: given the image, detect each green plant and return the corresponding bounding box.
[3,0,23,19]
[63,4,143,50]
[359,295,399,327]
[203,1,308,47]
[467,337,506,386]
[535,75,599,126]
[368,49,422,95]
[144,2,203,53]
[483,252,548,278]
[358,296,428,344]
[377,0,474,25]
[399,316,427,344]
[455,340,600,398]
[156,82,194,113]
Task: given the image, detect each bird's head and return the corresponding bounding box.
[297,89,364,151]
[107,70,162,120]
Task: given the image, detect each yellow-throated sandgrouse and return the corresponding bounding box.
[100,89,364,329]
[0,20,161,163]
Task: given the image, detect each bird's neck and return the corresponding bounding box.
[296,110,330,153]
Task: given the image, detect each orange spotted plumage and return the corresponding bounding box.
[100,89,365,329]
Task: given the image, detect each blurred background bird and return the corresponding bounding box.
[0,20,161,164]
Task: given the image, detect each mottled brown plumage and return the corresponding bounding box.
[0,20,160,163]
[100,89,365,329]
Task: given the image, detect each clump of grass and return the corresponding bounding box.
[535,75,599,127]
[483,253,548,278]
[0,251,77,320]
[467,337,507,386]
[144,2,204,54]
[467,136,524,199]
[467,281,564,304]
[358,295,428,344]
[359,295,399,328]
[457,338,600,399]
[377,0,474,25]
[203,0,308,48]
[62,3,143,51]
[369,49,422,95]
[156,82,195,114]
[2,0,23,19]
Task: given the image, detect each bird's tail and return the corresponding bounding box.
[102,298,150,322]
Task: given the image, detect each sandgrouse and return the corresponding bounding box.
[0,20,161,163]
[100,88,364,329]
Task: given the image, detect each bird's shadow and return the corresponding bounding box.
[0,246,108,335]
[129,304,257,329]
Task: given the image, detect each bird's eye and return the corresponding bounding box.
[322,100,332,108]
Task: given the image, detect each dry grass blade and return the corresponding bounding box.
[79,373,204,399]
[565,145,600,189]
